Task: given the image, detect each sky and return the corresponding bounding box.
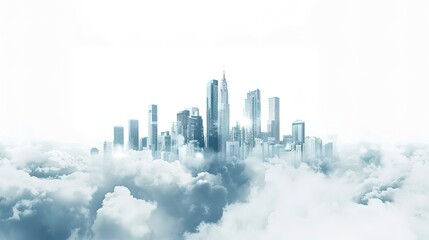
[1,0,429,146]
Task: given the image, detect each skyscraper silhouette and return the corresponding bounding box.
[244,89,261,148]
[206,79,219,152]
[114,126,124,149]
[292,120,305,145]
[148,104,158,154]
[188,111,205,149]
[219,71,230,155]
[268,97,280,143]
[177,109,190,144]
[128,120,139,150]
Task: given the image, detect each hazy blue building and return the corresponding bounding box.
[177,109,190,144]
[219,71,230,154]
[292,120,305,145]
[305,136,322,160]
[226,141,240,161]
[268,97,280,143]
[282,135,293,151]
[90,147,99,156]
[206,79,219,152]
[160,131,172,152]
[113,126,124,148]
[188,114,205,148]
[103,141,113,157]
[230,122,241,145]
[170,122,179,154]
[140,137,148,150]
[324,142,334,160]
[148,104,158,153]
[292,120,305,159]
[244,89,261,148]
[128,119,139,150]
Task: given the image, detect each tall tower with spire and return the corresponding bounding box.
[219,70,230,155]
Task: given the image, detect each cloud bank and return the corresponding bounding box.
[0,142,428,239]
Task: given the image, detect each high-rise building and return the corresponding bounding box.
[140,137,148,150]
[103,141,113,157]
[160,131,172,152]
[226,141,240,161]
[188,114,205,149]
[113,126,124,149]
[148,104,158,153]
[230,122,241,145]
[219,71,230,154]
[244,89,261,148]
[324,142,334,160]
[128,119,139,150]
[177,109,190,144]
[282,135,293,151]
[90,147,99,156]
[170,122,179,155]
[292,120,305,162]
[292,120,305,145]
[206,79,219,152]
[268,97,280,143]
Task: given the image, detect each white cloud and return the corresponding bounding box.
[186,145,429,240]
[1,141,429,239]
[92,186,156,240]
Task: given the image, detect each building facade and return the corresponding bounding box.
[292,120,305,145]
[268,97,280,143]
[219,71,230,154]
[206,80,219,152]
[244,89,261,148]
[188,114,205,149]
[128,119,139,150]
[148,104,158,153]
[113,126,124,149]
[177,109,190,144]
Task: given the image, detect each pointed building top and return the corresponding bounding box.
[222,68,226,81]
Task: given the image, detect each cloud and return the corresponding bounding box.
[1,141,429,239]
[92,186,156,240]
[186,144,429,240]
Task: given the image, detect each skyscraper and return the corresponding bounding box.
[244,89,261,148]
[128,119,139,150]
[177,109,190,144]
[292,120,305,147]
[90,147,99,156]
[206,79,219,152]
[226,141,240,161]
[188,114,205,149]
[324,142,334,160]
[103,141,113,157]
[268,97,280,143]
[148,104,158,153]
[219,71,230,154]
[160,131,171,152]
[140,137,148,150]
[113,126,124,149]
[230,122,241,145]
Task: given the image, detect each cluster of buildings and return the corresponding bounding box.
[91,72,334,164]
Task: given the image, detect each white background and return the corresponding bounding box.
[1,0,428,146]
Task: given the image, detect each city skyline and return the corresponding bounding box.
[94,74,333,166]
